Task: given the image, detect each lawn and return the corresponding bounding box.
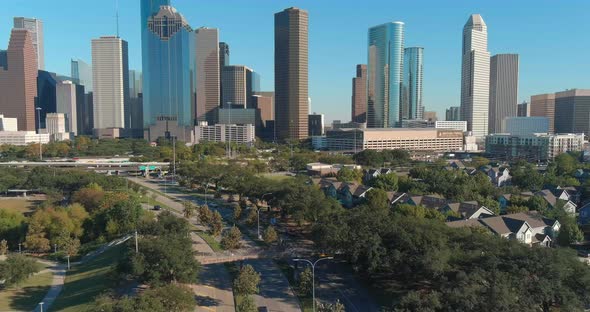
[0,198,42,215]
[49,244,126,312]
[0,261,54,312]
[275,260,313,312]
[197,231,223,252]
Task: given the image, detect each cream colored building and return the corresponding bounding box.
[194,122,255,145]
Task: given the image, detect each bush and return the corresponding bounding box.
[233,264,260,295]
[0,254,41,286]
[221,226,242,250]
[263,226,278,244]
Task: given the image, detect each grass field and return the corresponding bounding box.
[0,198,43,215]
[197,231,223,252]
[0,261,54,312]
[49,244,126,312]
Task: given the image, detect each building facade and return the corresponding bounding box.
[489,54,519,134]
[367,22,404,128]
[446,106,460,121]
[36,70,58,129]
[275,7,309,141]
[517,101,529,117]
[351,64,367,123]
[128,69,143,131]
[91,36,129,130]
[402,47,424,120]
[485,133,584,161]
[56,80,77,135]
[503,117,549,136]
[219,42,229,101]
[554,89,590,136]
[460,14,490,137]
[221,65,255,108]
[142,5,195,141]
[194,123,255,145]
[308,113,325,136]
[71,58,92,92]
[530,93,555,133]
[0,29,38,131]
[13,17,44,70]
[195,27,220,125]
[435,121,468,132]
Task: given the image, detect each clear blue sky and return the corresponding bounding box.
[2,0,590,123]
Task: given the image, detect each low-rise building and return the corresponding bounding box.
[485,133,584,162]
[502,117,549,135]
[0,130,49,145]
[194,122,255,145]
[325,128,464,152]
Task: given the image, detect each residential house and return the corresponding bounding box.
[407,194,448,210]
[487,167,511,187]
[498,192,533,212]
[446,211,559,246]
[579,203,590,225]
[314,178,372,208]
[363,168,392,184]
[535,189,576,215]
[555,186,580,204]
[387,191,410,207]
[447,160,466,170]
[441,201,495,219]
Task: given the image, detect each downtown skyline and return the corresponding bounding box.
[2,0,590,123]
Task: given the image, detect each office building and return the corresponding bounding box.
[252,92,275,140]
[217,108,257,125]
[0,114,49,145]
[222,65,255,108]
[554,89,590,136]
[141,3,195,141]
[530,93,555,133]
[128,70,143,131]
[0,114,17,131]
[367,22,404,128]
[446,106,460,121]
[309,113,325,136]
[45,113,72,141]
[423,111,438,122]
[402,47,424,120]
[219,42,229,100]
[91,36,129,130]
[194,122,255,145]
[0,50,6,69]
[351,64,367,123]
[71,58,92,92]
[326,128,463,152]
[0,29,38,131]
[488,54,519,134]
[76,85,93,135]
[460,14,490,137]
[36,70,58,129]
[503,117,549,136]
[195,27,220,124]
[517,101,529,117]
[398,119,435,128]
[486,133,584,161]
[13,17,44,70]
[56,80,77,135]
[275,7,309,140]
[435,121,468,132]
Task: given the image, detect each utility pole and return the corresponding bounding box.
[293,257,334,312]
[134,230,139,253]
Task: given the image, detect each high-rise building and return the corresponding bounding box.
[13,17,44,70]
[74,83,92,135]
[275,7,309,141]
[91,36,129,130]
[221,65,256,108]
[128,70,143,131]
[36,70,58,129]
[517,101,529,117]
[252,92,275,141]
[308,113,325,136]
[530,93,555,133]
[554,89,590,136]
[0,29,38,131]
[71,58,92,92]
[402,47,424,120]
[0,50,7,69]
[460,14,490,137]
[351,64,367,123]
[446,106,460,121]
[142,4,195,141]
[488,54,519,134]
[56,80,77,135]
[219,42,229,101]
[195,27,220,125]
[367,22,404,128]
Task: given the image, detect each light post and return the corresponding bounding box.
[257,208,262,240]
[38,302,44,312]
[36,107,42,161]
[226,101,232,159]
[18,243,21,253]
[293,256,334,312]
[54,244,57,253]
[66,255,70,270]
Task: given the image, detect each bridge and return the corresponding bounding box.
[0,161,170,173]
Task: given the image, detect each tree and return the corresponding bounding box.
[233,264,261,295]
[23,213,50,253]
[140,284,195,312]
[371,173,399,191]
[470,156,490,168]
[233,204,242,221]
[236,295,257,312]
[210,211,223,237]
[221,226,242,250]
[527,195,549,213]
[246,208,258,227]
[198,205,212,225]
[299,267,313,296]
[557,218,584,246]
[317,300,346,312]
[336,167,362,182]
[364,188,390,211]
[0,254,41,286]
[263,226,278,244]
[555,153,578,176]
[353,149,384,167]
[72,183,105,213]
[182,201,197,219]
[506,205,529,214]
[0,239,7,255]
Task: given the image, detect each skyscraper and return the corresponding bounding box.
[351,64,367,123]
[530,93,555,133]
[275,7,309,141]
[446,106,460,121]
[195,27,220,124]
[402,47,424,120]
[0,29,38,131]
[554,89,590,136]
[460,14,490,137]
[91,36,129,130]
[488,54,519,133]
[367,22,404,128]
[128,70,143,131]
[71,58,93,92]
[219,42,229,102]
[517,101,529,117]
[141,4,195,141]
[56,80,77,135]
[222,65,256,108]
[13,17,44,70]
[36,70,58,129]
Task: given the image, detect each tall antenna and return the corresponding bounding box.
[115,0,120,37]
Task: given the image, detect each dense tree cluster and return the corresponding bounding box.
[0,254,41,286]
[87,284,195,312]
[353,149,411,167]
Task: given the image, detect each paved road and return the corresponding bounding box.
[245,259,301,312]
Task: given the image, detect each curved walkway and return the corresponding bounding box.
[32,263,65,312]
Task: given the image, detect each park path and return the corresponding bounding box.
[31,262,65,312]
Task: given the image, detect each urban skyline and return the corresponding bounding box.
[2,0,590,123]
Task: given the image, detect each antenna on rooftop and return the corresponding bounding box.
[115,0,120,37]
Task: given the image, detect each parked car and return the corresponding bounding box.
[257,307,268,312]
[578,249,590,258]
[153,205,161,211]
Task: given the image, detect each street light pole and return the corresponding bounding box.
[257,208,261,240]
[38,302,44,312]
[293,256,334,312]
[36,107,42,161]
[18,243,21,253]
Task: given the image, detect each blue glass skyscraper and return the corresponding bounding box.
[402,47,424,120]
[367,22,404,128]
[140,1,195,140]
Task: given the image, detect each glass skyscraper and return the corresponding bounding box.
[141,1,195,138]
[402,47,423,120]
[71,58,93,92]
[367,22,404,128]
